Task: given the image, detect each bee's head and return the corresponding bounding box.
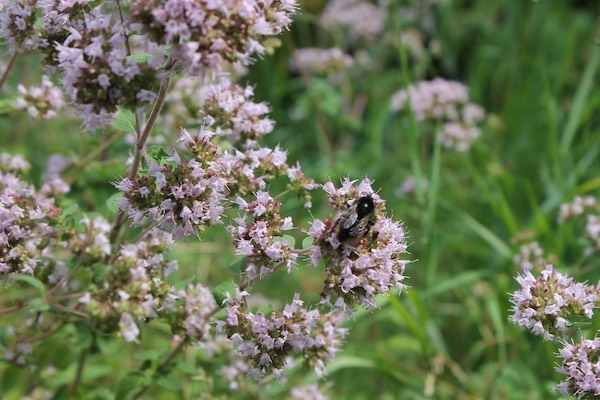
[356,195,375,217]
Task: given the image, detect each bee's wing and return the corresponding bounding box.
[340,207,358,230]
[349,216,370,238]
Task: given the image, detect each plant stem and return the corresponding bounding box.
[0,52,17,90]
[0,302,24,315]
[109,76,171,244]
[115,0,132,56]
[131,338,188,400]
[239,259,288,291]
[71,348,88,395]
[289,43,336,166]
[64,132,125,184]
[48,260,82,297]
[25,322,66,343]
[130,221,159,244]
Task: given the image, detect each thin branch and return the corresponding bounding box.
[131,221,159,244]
[0,302,25,315]
[47,260,82,297]
[239,260,288,291]
[115,0,132,56]
[64,132,125,184]
[71,348,88,395]
[48,302,89,319]
[109,76,171,244]
[0,52,17,90]
[131,338,188,400]
[24,322,66,343]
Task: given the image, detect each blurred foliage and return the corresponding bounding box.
[1,0,600,399]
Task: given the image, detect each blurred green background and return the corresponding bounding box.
[1,0,600,399]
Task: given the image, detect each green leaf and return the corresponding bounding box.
[113,109,137,133]
[115,372,147,400]
[125,53,153,63]
[301,235,314,249]
[173,276,196,290]
[146,145,170,163]
[212,281,236,306]
[135,350,162,362]
[96,335,118,355]
[561,43,600,152]
[157,371,182,391]
[421,270,487,299]
[12,274,46,292]
[274,234,295,248]
[106,192,123,214]
[227,257,246,274]
[0,98,18,112]
[257,304,275,315]
[175,361,198,375]
[28,297,50,312]
[453,209,511,259]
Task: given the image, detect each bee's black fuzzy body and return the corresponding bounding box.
[334,195,375,242]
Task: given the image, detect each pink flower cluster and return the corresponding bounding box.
[557,338,600,397]
[217,290,347,381]
[198,77,275,147]
[117,128,316,237]
[291,47,353,75]
[319,0,387,42]
[559,196,598,222]
[509,265,599,340]
[15,75,64,119]
[55,9,161,131]
[513,241,546,272]
[0,0,94,53]
[0,152,30,173]
[82,229,179,341]
[227,191,296,280]
[116,129,231,238]
[559,195,600,254]
[130,0,298,74]
[0,0,39,51]
[229,145,317,207]
[288,384,329,400]
[391,78,486,151]
[68,215,111,265]
[0,155,62,279]
[173,283,217,340]
[308,178,409,314]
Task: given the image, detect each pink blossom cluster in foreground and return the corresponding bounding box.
[217,290,347,380]
[308,178,409,314]
[198,77,275,147]
[0,153,62,278]
[131,0,298,74]
[116,129,316,237]
[391,78,486,151]
[228,191,297,279]
[56,9,161,131]
[0,0,298,131]
[116,129,232,238]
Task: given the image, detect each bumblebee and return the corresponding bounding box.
[332,195,375,242]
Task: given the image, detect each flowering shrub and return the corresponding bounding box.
[0,0,413,397]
